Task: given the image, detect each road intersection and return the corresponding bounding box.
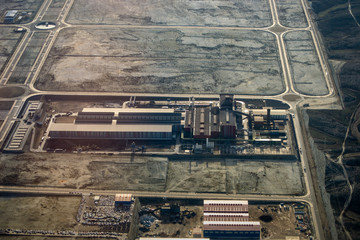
[0,0,342,239]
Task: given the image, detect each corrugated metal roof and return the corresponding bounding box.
[204,215,249,222]
[49,123,173,133]
[204,200,248,205]
[203,221,261,231]
[203,213,249,216]
[115,194,133,202]
[79,112,114,115]
[82,108,175,114]
[204,221,260,225]
[204,205,248,213]
[252,108,287,115]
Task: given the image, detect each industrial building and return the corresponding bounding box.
[48,108,184,141]
[203,200,261,239]
[4,10,18,23]
[115,193,134,206]
[43,95,291,152]
[184,94,237,139]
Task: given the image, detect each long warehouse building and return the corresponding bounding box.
[48,108,184,140]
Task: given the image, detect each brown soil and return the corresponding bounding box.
[0,86,25,98]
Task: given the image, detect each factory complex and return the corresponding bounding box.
[48,108,182,140]
[28,94,293,154]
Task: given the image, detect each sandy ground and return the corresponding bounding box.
[36,28,284,95]
[66,0,272,27]
[285,31,329,96]
[0,153,303,195]
[0,196,80,230]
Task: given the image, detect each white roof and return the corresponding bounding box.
[204,200,248,205]
[82,107,175,114]
[203,221,260,226]
[203,212,249,216]
[252,109,287,115]
[6,10,18,17]
[49,123,172,133]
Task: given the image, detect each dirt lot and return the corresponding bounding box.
[139,200,203,238]
[0,195,80,230]
[66,0,272,27]
[0,153,304,195]
[167,159,304,195]
[0,153,169,191]
[36,27,284,95]
[0,28,24,75]
[285,31,329,96]
[249,203,312,239]
[276,0,308,28]
[138,199,312,239]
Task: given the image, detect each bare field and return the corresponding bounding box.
[167,159,304,195]
[0,153,169,191]
[41,0,66,22]
[8,32,48,84]
[0,153,303,195]
[276,0,308,28]
[66,0,272,27]
[249,203,310,239]
[0,196,80,231]
[36,28,284,95]
[0,28,24,75]
[285,31,329,95]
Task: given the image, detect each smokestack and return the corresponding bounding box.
[267,108,271,129]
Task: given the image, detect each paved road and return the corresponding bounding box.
[0,0,340,239]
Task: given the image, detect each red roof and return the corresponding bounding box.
[203,222,261,231]
[204,215,249,222]
[204,204,248,213]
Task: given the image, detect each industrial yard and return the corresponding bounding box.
[248,203,312,239]
[0,0,343,238]
[0,195,312,240]
[138,198,311,239]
